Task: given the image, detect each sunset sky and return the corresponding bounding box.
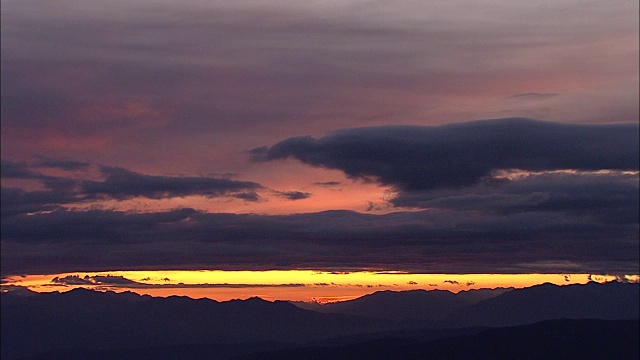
[1,0,638,302]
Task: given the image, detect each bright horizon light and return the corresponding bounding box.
[3,270,638,303]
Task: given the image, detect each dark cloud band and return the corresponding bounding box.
[0,164,266,217]
[252,118,639,191]
[82,166,263,200]
[2,205,637,276]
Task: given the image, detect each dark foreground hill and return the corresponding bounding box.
[236,319,639,360]
[19,319,639,360]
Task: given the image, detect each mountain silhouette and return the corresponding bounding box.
[2,282,638,359]
[453,282,639,327]
[309,288,510,322]
[1,288,399,359]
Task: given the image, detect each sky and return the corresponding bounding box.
[1,0,638,301]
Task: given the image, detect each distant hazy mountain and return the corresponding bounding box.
[453,282,639,327]
[2,282,638,359]
[304,288,511,322]
[295,282,638,327]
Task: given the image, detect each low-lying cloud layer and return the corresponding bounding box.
[2,203,637,275]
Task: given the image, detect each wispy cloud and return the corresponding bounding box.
[82,166,263,200]
[274,191,312,201]
[509,93,559,100]
[50,274,305,289]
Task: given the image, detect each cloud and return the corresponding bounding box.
[1,187,71,218]
[1,208,200,245]
[49,274,305,289]
[252,119,639,192]
[1,159,88,190]
[232,192,262,202]
[32,156,90,171]
[1,161,87,195]
[248,121,639,276]
[52,275,94,285]
[2,205,637,276]
[1,0,637,284]
[509,93,560,100]
[2,120,638,277]
[81,166,262,200]
[443,280,475,286]
[1,160,46,179]
[3,0,637,170]
[275,191,312,201]
[90,275,143,286]
[365,201,390,212]
[2,161,316,205]
[1,161,269,217]
[314,181,341,187]
[391,171,639,224]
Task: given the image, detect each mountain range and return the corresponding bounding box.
[2,282,638,359]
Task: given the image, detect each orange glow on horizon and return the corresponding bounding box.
[2,270,637,303]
